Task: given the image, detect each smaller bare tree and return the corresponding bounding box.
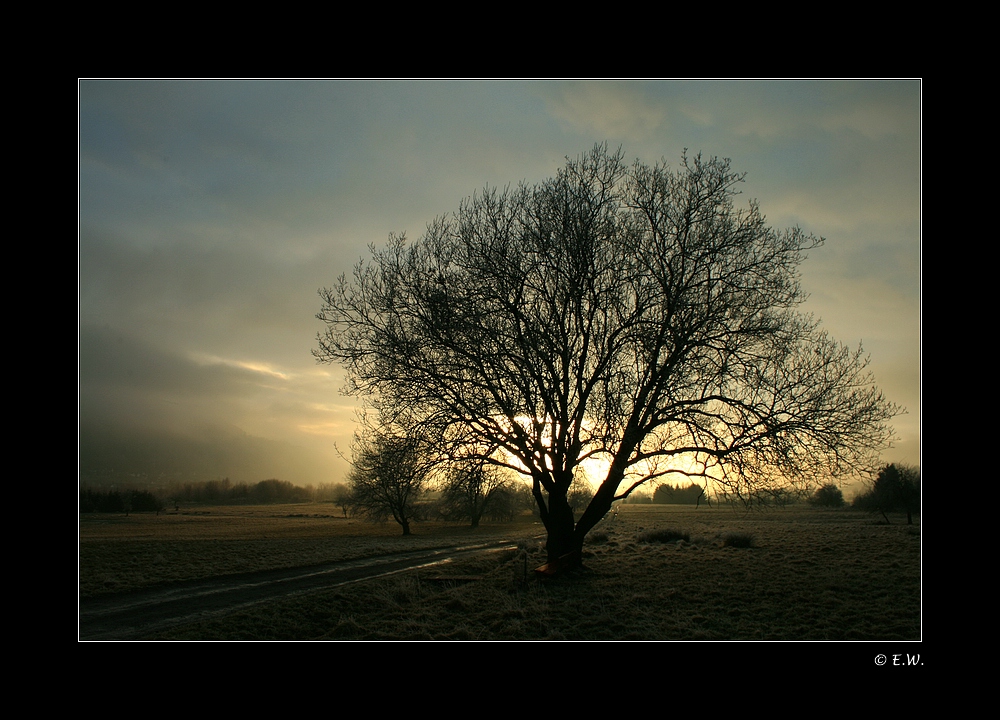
[348,429,433,535]
[440,460,511,528]
[330,482,353,518]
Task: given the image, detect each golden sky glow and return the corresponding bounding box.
[79,80,920,487]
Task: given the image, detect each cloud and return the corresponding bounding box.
[79,324,349,484]
[188,353,291,381]
[541,82,669,140]
[79,80,921,481]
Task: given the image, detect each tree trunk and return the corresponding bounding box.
[535,471,614,570]
[574,483,616,550]
[543,491,579,566]
[400,518,411,535]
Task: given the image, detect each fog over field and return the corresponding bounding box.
[79,80,920,489]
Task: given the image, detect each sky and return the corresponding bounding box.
[78,80,921,490]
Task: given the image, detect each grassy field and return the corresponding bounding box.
[79,503,920,641]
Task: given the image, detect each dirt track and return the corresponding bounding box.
[79,539,520,640]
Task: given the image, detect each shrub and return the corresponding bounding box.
[639,528,690,543]
[722,532,755,548]
[80,488,164,514]
[585,531,610,544]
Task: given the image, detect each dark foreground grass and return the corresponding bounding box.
[113,505,921,641]
[79,505,538,598]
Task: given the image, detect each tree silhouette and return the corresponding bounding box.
[653,482,707,505]
[808,483,845,508]
[330,482,353,518]
[854,463,919,524]
[316,145,900,567]
[347,429,432,535]
[439,459,510,527]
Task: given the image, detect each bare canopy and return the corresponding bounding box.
[316,145,900,563]
[347,430,432,536]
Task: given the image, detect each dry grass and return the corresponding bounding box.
[79,504,540,598]
[81,504,920,640]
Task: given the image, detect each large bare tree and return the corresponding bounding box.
[316,145,900,566]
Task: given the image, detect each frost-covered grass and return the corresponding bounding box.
[79,503,539,598]
[82,504,920,640]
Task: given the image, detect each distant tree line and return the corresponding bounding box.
[652,483,706,505]
[620,491,653,504]
[164,477,350,505]
[80,487,164,514]
[80,478,358,512]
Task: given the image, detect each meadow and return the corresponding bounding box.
[79,504,920,641]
